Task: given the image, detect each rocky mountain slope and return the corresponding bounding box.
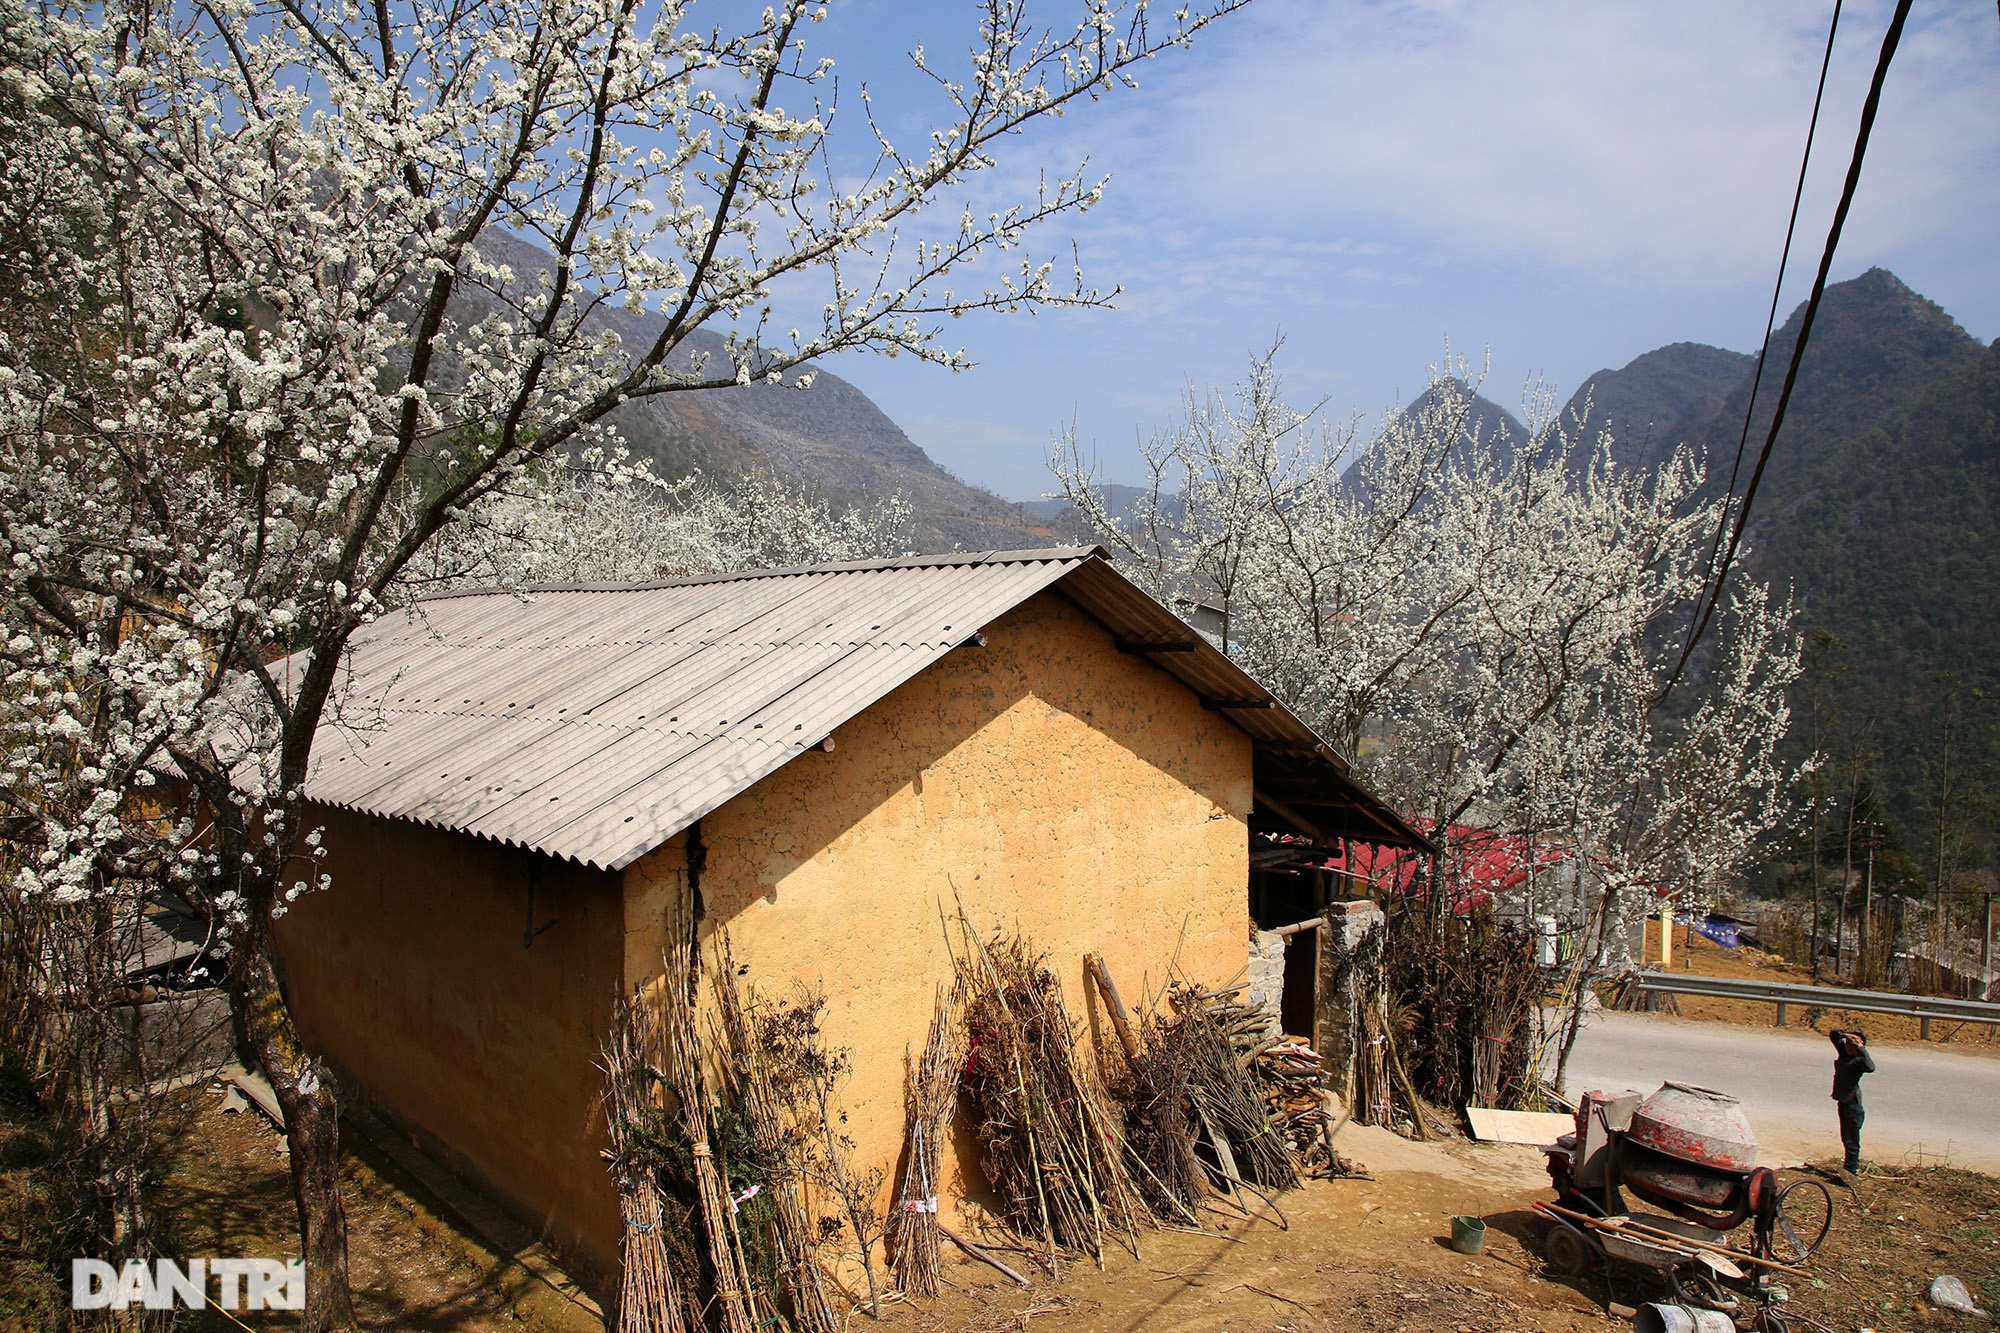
[1561,270,1995,852]
[1557,342,1754,470]
[469,230,1056,552]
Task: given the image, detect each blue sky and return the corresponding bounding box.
[792,1,2000,501]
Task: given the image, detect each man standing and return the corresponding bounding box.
[1830,1028,1875,1176]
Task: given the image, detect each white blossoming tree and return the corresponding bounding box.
[408,457,916,591]
[1052,350,1801,1064]
[0,0,1246,1321]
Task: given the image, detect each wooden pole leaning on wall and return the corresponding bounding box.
[1085,953,1142,1066]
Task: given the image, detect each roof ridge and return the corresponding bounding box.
[410,545,1107,603]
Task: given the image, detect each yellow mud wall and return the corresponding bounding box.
[623,589,1252,1223]
[623,828,687,986]
[277,806,624,1287]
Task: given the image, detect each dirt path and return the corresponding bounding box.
[130,1080,2000,1332]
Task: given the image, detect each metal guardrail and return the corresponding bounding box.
[1626,970,2000,1038]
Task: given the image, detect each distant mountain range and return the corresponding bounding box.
[481,234,1994,861]
[469,230,1058,551]
[1422,270,1996,855]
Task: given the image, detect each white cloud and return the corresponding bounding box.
[1127,0,2000,288]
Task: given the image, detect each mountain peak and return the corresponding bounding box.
[1775,266,1974,347]
[1561,342,1756,470]
[1728,267,1984,466]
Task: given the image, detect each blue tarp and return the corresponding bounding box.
[1675,913,1741,948]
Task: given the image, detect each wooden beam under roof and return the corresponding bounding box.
[1253,786,1324,842]
[1114,636,1202,655]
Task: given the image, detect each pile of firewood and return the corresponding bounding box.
[1164,989,1369,1180]
[954,927,1148,1267]
[1248,1038,1367,1178]
[1166,987,1298,1191]
[1252,1038,1335,1163]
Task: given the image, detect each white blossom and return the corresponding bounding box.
[0,0,1247,1309]
[1053,346,1803,944]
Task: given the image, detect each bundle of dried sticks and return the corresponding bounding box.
[658,952,757,1333]
[1168,988,1299,1190]
[1119,1008,1206,1219]
[889,984,962,1297]
[954,925,1146,1268]
[709,932,841,1333]
[602,996,692,1333]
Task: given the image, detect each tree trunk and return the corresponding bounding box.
[232,940,355,1332]
[1840,786,1856,980]
[1552,883,1614,1094]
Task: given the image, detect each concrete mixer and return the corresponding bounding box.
[1536,1082,1833,1311]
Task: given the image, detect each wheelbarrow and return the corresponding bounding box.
[1532,1199,1752,1313]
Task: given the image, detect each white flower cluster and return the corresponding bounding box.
[1053,347,1803,945]
[409,452,914,589]
[0,0,1242,930]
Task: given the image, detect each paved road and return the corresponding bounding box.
[1557,1010,2000,1173]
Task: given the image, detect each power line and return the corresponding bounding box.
[1660,0,1914,703]
[1701,0,1844,586]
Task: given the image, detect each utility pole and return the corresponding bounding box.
[1856,824,1872,980]
[1839,788,1857,980]
[1985,892,1994,1000]
[1810,842,1823,983]
[1859,827,1877,986]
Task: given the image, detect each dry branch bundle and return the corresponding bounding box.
[953,925,1146,1267]
[1165,988,1299,1190]
[602,996,694,1333]
[658,954,759,1333]
[889,984,962,1297]
[1385,909,1541,1113]
[709,933,841,1333]
[1118,1010,1205,1218]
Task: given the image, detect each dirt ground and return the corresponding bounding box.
[1636,923,2000,1058]
[160,1084,600,1332]
[1782,1162,2000,1333]
[909,1126,1609,1333]
[12,1078,1999,1331]
[889,1131,2000,1333]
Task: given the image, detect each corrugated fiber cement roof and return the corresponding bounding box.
[300,547,1428,869]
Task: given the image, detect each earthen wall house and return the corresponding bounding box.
[275,549,1424,1295]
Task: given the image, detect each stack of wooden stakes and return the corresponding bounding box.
[1087,955,1324,1214]
[953,922,1148,1272]
[888,984,962,1298]
[659,950,758,1333]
